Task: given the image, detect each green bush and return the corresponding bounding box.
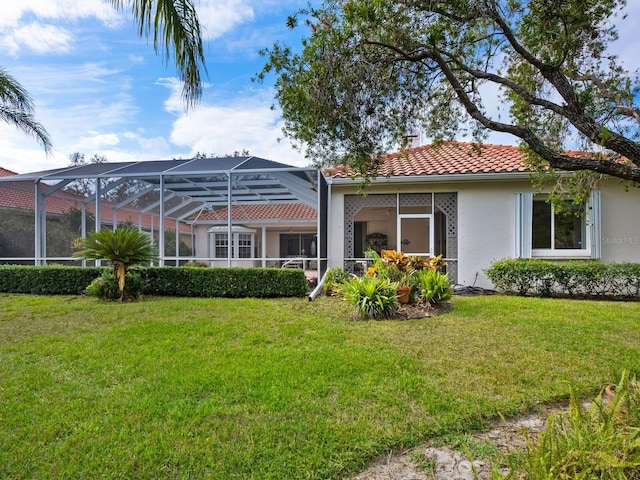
[140,266,308,298]
[322,266,350,295]
[416,269,453,305]
[486,259,640,299]
[338,275,398,319]
[0,265,103,294]
[86,272,143,301]
[0,265,307,298]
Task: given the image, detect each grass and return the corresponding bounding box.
[1,294,639,479]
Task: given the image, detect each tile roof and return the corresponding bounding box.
[0,168,189,232]
[198,203,317,222]
[329,142,530,178]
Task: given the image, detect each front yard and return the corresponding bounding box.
[1,294,639,478]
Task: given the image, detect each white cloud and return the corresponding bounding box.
[167,91,308,166]
[197,0,255,40]
[157,77,185,115]
[0,0,120,30]
[75,133,121,151]
[123,131,172,155]
[9,23,73,55]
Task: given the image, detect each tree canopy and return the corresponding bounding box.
[260,0,640,191]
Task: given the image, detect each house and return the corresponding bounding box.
[2,145,639,290]
[326,142,640,288]
[190,203,317,268]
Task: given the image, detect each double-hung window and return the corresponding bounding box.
[515,192,601,259]
[208,227,256,259]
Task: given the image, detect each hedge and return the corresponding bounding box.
[139,266,308,298]
[0,265,103,295]
[485,259,640,299]
[0,265,308,298]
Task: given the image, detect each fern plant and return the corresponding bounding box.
[338,275,398,319]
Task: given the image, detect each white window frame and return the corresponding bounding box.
[208,226,256,259]
[515,191,601,259]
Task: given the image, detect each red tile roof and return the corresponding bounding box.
[198,203,317,222]
[329,142,530,178]
[0,168,189,232]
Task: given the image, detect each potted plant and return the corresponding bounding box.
[367,249,415,303]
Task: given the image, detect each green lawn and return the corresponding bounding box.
[1,294,639,479]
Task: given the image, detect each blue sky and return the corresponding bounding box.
[0,0,314,174]
[1,1,640,175]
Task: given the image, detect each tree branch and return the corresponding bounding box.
[431,48,640,182]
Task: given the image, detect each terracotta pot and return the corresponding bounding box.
[397,285,411,304]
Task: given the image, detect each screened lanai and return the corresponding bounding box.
[0,156,328,278]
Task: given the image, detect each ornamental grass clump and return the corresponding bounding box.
[493,372,640,480]
[416,269,453,305]
[338,275,398,319]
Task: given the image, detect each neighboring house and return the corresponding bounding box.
[0,166,191,261]
[327,142,640,288]
[190,203,317,268]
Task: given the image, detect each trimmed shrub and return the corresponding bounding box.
[486,259,640,299]
[0,265,308,298]
[0,265,103,295]
[139,267,308,298]
[86,271,143,301]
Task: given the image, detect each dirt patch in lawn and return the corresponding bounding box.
[351,401,592,480]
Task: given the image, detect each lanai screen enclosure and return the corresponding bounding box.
[0,156,328,278]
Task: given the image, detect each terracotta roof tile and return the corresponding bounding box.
[198,203,317,222]
[329,142,530,178]
[0,169,189,232]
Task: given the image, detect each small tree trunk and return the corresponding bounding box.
[117,263,126,301]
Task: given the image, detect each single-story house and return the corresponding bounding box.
[0,157,326,269]
[1,144,639,289]
[325,142,640,288]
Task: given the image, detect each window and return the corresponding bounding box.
[208,227,256,259]
[214,233,229,258]
[532,197,586,250]
[515,192,600,259]
[279,233,316,257]
[237,233,252,258]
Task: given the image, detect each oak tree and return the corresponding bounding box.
[261,0,640,193]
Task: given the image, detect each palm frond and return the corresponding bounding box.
[110,0,207,108]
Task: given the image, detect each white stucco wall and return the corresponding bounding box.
[599,179,640,263]
[328,176,640,289]
[456,181,523,287]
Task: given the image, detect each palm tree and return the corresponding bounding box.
[74,227,158,300]
[110,0,207,108]
[0,68,52,153]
